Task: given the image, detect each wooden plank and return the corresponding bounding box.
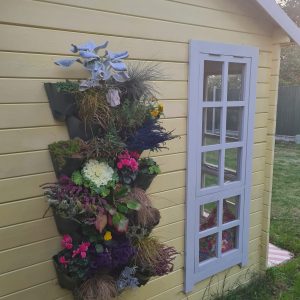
[0,79,187,104]
[0,150,184,180]
[0,217,58,251]
[0,261,56,297]
[1,280,68,300]
[252,171,265,186]
[0,52,187,81]
[152,221,184,242]
[251,198,263,214]
[154,153,186,174]
[0,237,60,274]
[0,104,60,129]
[37,0,274,36]
[150,187,185,210]
[251,184,264,200]
[0,0,273,50]
[158,205,185,227]
[148,171,185,194]
[255,113,268,128]
[0,197,49,227]
[250,211,263,227]
[0,172,56,204]
[0,127,69,154]
[253,127,268,143]
[253,142,266,158]
[252,157,265,172]
[0,150,53,179]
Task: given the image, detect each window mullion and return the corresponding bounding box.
[220,61,228,187]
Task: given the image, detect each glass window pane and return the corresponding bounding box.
[199,233,218,262]
[226,107,243,142]
[203,61,223,102]
[202,108,221,145]
[228,63,245,101]
[201,151,220,188]
[222,227,238,253]
[223,196,240,224]
[200,201,218,231]
[224,148,241,183]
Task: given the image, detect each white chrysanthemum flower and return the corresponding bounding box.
[82,160,114,188]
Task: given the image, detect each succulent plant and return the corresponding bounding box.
[55,41,130,91]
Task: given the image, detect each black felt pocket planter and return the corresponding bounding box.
[53,211,81,236]
[134,173,157,190]
[44,83,77,122]
[50,153,84,178]
[66,116,99,141]
[53,260,81,291]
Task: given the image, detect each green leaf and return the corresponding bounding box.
[127,200,141,211]
[112,212,123,225]
[71,171,83,185]
[95,244,104,253]
[117,203,129,214]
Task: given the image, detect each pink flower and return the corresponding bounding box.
[129,158,138,171]
[117,162,123,169]
[72,242,90,258]
[81,251,87,258]
[130,151,140,160]
[59,256,69,267]
[61,235,73,250]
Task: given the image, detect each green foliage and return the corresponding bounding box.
[48,139,83,170]
[113,99,150,139]
[138,157,161,175]
[71,171,83,186]
[54,81,80,93]
[86,127,126,160]
[270,142,300,255]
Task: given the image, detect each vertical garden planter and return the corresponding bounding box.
[44,83,77,122]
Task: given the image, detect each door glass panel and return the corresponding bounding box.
[202,108,221,145]
[199,233,218,262]
[222,227,238,253]
[224,148,241,183]
[228,63,245,101]
[223,196,240,224]
[226,107,243,142]
[203,61,223,102]
[201,151,220,188]
[200,201,218,231]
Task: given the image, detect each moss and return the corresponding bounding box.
[48,139,82,170]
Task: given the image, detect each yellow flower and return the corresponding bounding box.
[158,103,164,113]
[104,231,112,241]
[150,110,159,117]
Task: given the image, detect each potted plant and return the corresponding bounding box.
[53,237,91,290]
[48,139,86,178]
[44,81,78,122]
[116,150,140,185]
[134,157,161,190]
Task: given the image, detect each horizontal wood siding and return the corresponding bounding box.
[0,0,281,298]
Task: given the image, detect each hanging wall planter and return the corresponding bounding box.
[42,41,178,299]
[44,83,77,122]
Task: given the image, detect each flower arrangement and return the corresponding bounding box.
[43,40,178,300]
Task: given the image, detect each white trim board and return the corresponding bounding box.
[254,0,300,45]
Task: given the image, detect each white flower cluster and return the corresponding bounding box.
[83,160,114,188]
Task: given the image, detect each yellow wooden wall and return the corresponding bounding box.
[0,0,286,299]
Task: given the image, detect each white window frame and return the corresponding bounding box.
[185,40,258,293]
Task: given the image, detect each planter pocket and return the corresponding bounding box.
[53,211,81,235]
[53,261,81,291]
[44,83,77,122]
[134,173,157,190]
[66,116,99,141]
[50,153,84,178]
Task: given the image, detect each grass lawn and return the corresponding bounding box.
[212,142,300,300]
